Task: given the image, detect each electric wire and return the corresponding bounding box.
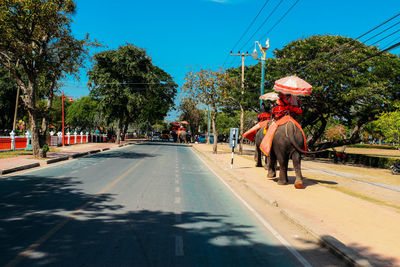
[291,12,400,76]
[256,0,300,50]
[363,20,400,43]
[370,28,400,46]
[237,0,284,53]
[222,0,271,68]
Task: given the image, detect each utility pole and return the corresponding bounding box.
[230,51,251,90]
[58,91,73,146]
[230,51,251,155]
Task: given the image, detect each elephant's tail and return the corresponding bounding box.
[287,122,326,154]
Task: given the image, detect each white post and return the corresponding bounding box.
[74,131,77,144]
[10,130,16,150]
[86,132,89,143]
[67,131,70,145]
[80,132,83,143]
[57,131,62,146]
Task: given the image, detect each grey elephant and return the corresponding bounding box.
[255,121,307,189]
[178,131,188,144]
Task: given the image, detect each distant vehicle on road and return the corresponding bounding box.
[197,133,214,143]
[151,133,161,141]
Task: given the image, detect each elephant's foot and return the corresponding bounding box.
[255,163,262,167]
[277,180,287,185]
[294,180,303,189]
[267,171,276,178]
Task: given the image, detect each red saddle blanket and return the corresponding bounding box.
[260,116,307,156]
[243,120,270,143]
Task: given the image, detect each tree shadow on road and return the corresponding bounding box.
[0,173,393,267]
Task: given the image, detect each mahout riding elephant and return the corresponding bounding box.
[255,121,307,188]
[171,131,178,143]
[178,131,188,144]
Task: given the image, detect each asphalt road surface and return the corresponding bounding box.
[1,143,314,266]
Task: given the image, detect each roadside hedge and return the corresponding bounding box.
[349,144,397,150]
[309,150,400,169]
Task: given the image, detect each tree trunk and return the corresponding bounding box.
[239,104,244,155]
[212,109,218,154]
[40,91,54,147]
[28,109,41,157]
[116,119,122,144]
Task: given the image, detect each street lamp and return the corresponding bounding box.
[253,39,270,109]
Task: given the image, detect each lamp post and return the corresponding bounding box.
[58,91,73,146]
[252,39,270,109]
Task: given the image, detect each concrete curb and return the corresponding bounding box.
[0,163,41,175]
[0,142,137,176]
[191,145,371,267]
[46,156,70,164]
[71,152,89,159]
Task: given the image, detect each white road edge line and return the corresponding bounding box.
[193,151,312,267]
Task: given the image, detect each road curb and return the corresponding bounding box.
[191,145,371,267]
[46,156,70,164]
[0,163,41,176]
[71,152,89,158]
[0,144,124,176]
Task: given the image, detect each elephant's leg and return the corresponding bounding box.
[255,145,263,167]
[292,152,303,189]
[276,154,289,185]
[267,153,276,178]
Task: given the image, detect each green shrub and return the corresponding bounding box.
[42,143,49,153]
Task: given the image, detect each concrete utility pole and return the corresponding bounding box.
[230,51,251,90]
[230,51,251,155]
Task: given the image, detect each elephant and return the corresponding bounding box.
[171,131,178,143]
[178,131,188,144]
[255,121,307,189]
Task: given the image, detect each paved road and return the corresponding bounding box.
[0,143,310,266]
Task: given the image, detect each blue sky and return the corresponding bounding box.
[62,0,400,120]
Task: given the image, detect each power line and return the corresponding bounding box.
[363,20,400,44]
[257,0,300,46]
[357,11,400,41]
[292,12,400,76]
[238,0,284,52]
[371,28,400,46]
[222,0,271,67]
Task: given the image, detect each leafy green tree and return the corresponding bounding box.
[65,96,101,131]
[243,35,400,149]
[0,0,93,157]
[183,69,226,153]
[89,44,177,143]
[178,97,204,141]
[0,67,19,131]
[376,106,400,149]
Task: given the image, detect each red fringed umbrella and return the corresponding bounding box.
[273,75,312,96]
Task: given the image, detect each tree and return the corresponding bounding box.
[0,0,93,157]
[178,97,204,141]
[65,96,101,131]
[244,35,400,149]
[183,69,226,153]
[0,67,19,131]
[89,44,177,143]
[376,106,400,149]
